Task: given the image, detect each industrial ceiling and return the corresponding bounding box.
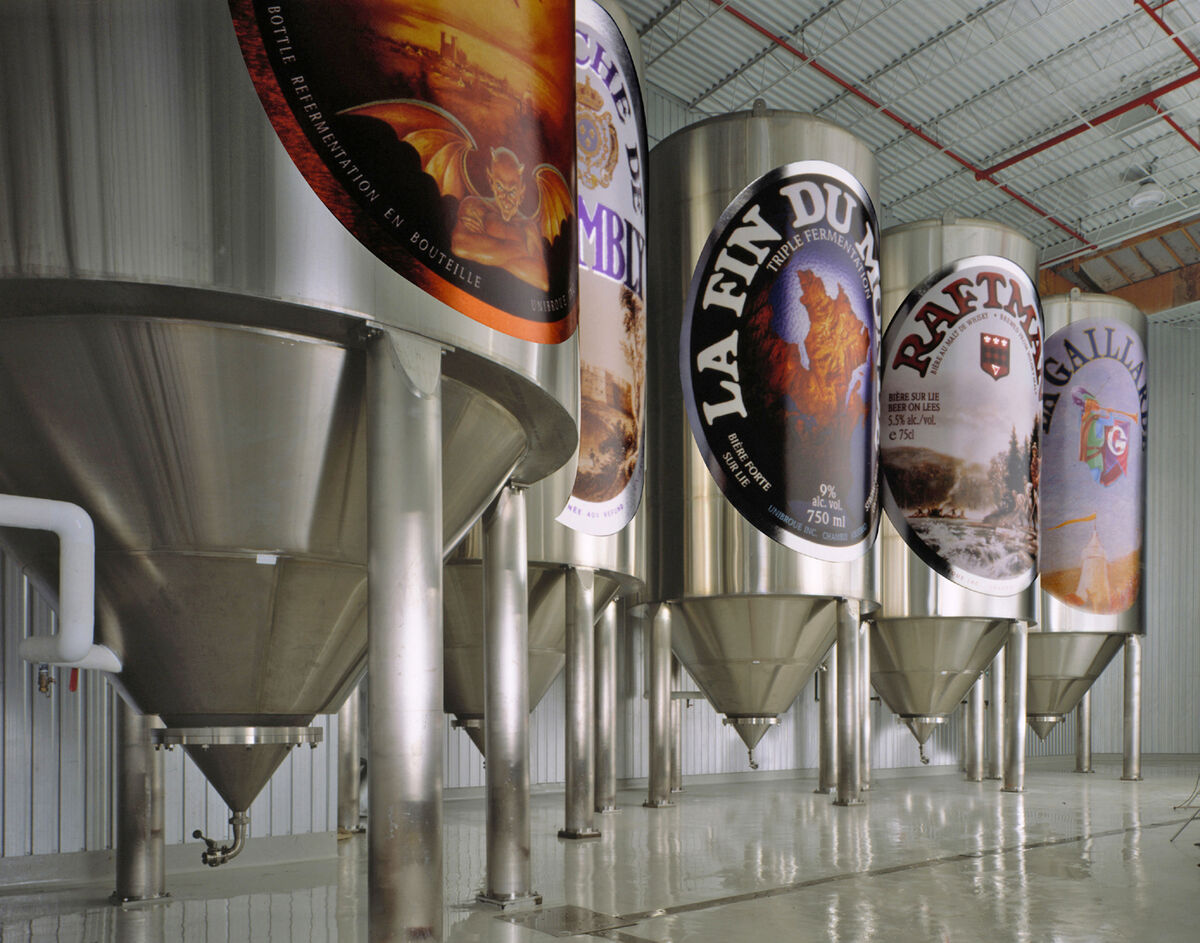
[623,0,1200,313]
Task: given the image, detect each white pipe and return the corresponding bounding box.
[3,495,121,671]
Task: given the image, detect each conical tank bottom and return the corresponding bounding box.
[183,743,296,814]
[1026,631,1126,723]
[459,723,487,755]
[871,618,1011,739]
[1028,717,1063,741]
[904,719,943,746]
[443,560,622,755]
[670,595,838,721]
[0,317,529,729]
[724,718,777,751]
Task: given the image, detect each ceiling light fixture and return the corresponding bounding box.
[1128,179,1168,212]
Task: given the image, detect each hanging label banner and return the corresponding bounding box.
[556,0,647,535]
[229,0,577,344]
[681,161,881,560]
[880,257,1043,595]
[1041,317,1146,614]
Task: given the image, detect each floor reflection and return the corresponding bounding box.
[2,757,1198,942]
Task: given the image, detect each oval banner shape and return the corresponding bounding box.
[1040,318,1146,613]
[229,0,577,343]
[556,0,648,535]
[681,161,881,561]
[880,257,1043,595]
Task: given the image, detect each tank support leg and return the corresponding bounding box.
[560,567,599,839]
[1002,623,1028,793]
[645,604,674,808]
[366,329,444,940]
[835,599,863,806]
[479,483,541,906]
[1122,635,1143,782]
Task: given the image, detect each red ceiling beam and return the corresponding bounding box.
[978,70,1200,177]
[1152,101,1200,153]
[1136,0,1200,70]
[710,2,1093,247]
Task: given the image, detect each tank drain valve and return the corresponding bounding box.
[918,743,931,765]
[748,749,759,771]
[193,811,249,866]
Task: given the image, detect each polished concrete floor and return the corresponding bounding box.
[2,755,1198,941]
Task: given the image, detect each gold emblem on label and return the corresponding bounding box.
[576,78,619,190]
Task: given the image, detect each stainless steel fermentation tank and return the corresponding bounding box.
[647,108,880,772]
[874,219,1038,755]
[1029,292,1146,773]
[0,0,576,873]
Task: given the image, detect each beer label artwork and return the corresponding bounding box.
[881,257,1042,595]
[681,162,881,560]
[1041,318,1146,614]
[557,0,647,536]
[230,0,577,343]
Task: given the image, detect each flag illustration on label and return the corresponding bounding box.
[1073,387,1133,486]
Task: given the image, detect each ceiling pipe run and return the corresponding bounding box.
[709,1,1093,249]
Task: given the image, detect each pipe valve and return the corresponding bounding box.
[193,811,250,867]
[36,664,53,696]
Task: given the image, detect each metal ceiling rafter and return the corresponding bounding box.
[683,1,846,111]
[810,3,1139,161]
[809,0,1012,120]
[643,0,729,70]
[1135,0,1200,69]
[979,70,1200,177]
[702,1,1093,248]
[1152,101,1200,153]
[975,0,1200,195]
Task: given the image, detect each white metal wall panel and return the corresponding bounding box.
[530,673,568,786]
[1139,319,1200,754]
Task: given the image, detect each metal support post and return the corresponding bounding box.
[338,683,363,832]
[594,598,618,813]
[560,567,599,839]
[113,701,166,904]
[986,647,1005,780]
[816,648,837,795]
[1122,634,1143,782]
[1002,623,1028,793]
[366,330,444,941]
[965,677,984,782]
[860,620,871,791]
[670,655,684,793]
[644,604,674,808]
[834,599,863,806]
[1075,690,1093,774]
[480,483,541,906]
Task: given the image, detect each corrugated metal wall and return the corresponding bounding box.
[3,318,1195,864]
[0,550,339,860]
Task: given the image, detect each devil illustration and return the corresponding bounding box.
[339,100,572,292]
